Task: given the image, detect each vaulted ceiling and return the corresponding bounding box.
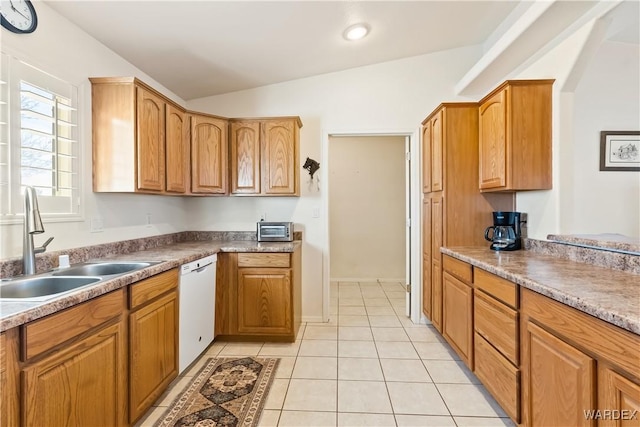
[46,1,638,100]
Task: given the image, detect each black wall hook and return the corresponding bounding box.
[303,157,320,179]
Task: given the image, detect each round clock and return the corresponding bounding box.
[1,0,38,34]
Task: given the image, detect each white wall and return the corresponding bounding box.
[514,19,640,239]
[328,136,406,281]
[569,40,640,237]
[0,2,190,259]
[186,46,481,320]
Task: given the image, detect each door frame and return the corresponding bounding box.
[322,128,423,325]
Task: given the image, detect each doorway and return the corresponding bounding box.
[323,131,422,324]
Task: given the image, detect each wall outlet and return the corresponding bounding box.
[259,212,267,221]
[145,213,152,227]
[90,216,104,233]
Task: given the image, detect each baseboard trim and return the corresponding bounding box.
[302,316,325,323]
[330,277,405,283]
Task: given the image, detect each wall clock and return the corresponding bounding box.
[1,0,38,34]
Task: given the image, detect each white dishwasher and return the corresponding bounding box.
[179,254,217,374]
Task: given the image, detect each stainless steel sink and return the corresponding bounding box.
[0,276,102,300]
[52,262,152,277]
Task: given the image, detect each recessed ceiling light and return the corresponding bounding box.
[343,23,370,41]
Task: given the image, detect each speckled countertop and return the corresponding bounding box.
[0,240,300,332]
[441,247,640,335]
[547,233,640,254]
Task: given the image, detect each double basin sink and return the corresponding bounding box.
[0,261,161,301]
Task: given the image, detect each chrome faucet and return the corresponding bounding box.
[23,186,53,276]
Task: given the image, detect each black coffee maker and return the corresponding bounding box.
[484,211,524,251]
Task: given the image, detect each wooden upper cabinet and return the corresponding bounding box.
[262,119,299,195]
[191,114,228,194]
[165,104,190,193]
[478,80,554,192]
[421,110,443,193]
[230,121,261,194]
[230,117,302,196]
[479,89,507,189]
[136,87,165,191]
[430,110,443,192]
[422,120,432,193]
[91,77,187,194]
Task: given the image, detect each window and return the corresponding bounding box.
[0,53,81,221]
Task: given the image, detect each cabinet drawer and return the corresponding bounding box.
[475,268,518,308]
[475,290,518,365]
[129,269,179,309]
[443,255,472,283]
[475,332,520,423]
[22,288,124,361]
[237,253,290,268]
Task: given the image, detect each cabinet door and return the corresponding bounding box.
[22,321,127,427]
[479,88,507,190]
[422,198,432,318]
[191,114,228,194]
[442,272,473,368]
[1,330,19,427]
[598,365,640,427]
[230,121,261,194]
[431,110,443,192]
[136,87,165,191]
[431,194,443,331]
[431,259,442,332]
[237,268,292,334]
[522,321,596,427]
[165,104,189,193]
[129,291,178,423]
[422,120,431,193]
[262,120,297,195]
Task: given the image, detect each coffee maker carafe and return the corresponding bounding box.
[484,211,524,251]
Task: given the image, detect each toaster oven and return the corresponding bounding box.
[257,221,293,242]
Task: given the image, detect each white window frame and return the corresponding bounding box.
[0,52,82,224]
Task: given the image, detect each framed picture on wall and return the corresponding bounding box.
[600,131,640,171]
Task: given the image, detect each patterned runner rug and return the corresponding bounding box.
[155,357,280,427]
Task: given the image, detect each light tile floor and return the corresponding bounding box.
[136,281,515,427]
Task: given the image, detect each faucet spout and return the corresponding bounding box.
[23,186,47,276]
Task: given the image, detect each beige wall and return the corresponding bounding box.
[329,136,406,281]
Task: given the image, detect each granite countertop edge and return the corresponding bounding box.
[0,240,301,332]
[441,247,640,335]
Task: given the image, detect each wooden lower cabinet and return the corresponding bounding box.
[129,288,178,423]
[22,320,127,427]
[216,248,302,342]
[237,268,292,335]
[521,288,640,427]
[431,258,442,332]
[442,271,473,368]
[1,328,20,427]
[474,332,520,421]
[522,320,596,427]
[598,365,640,427]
